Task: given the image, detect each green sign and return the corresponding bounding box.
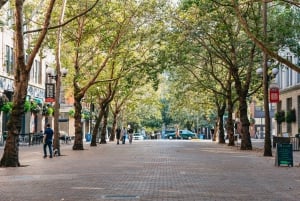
[275,143,293,167]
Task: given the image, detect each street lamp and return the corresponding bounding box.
[256,63,278,79]
[46,67,68,80]
[256,61,278,156]
[46,67,68,156]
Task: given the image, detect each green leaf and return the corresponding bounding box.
[1,102,13,113]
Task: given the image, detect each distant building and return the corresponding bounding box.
[0,2,56,135]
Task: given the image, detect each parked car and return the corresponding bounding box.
[133,133,144,140]
[166,130,197,140]
[163,130,175,139]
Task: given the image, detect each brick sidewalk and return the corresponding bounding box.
[0,140,299,201]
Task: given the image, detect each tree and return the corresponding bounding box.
[0,0,56,167]
[62,0,126,150]
[61,0,170,150]
[0,0,99,167]
[110,90,131,142]
[165,0,261,149]
[161,98,173,128]
[231,1,300,72]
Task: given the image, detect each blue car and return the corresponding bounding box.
[166,130,197,140]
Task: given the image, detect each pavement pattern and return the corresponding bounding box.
[0,139,299,201]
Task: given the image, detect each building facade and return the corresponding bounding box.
[249,48,299,138]
[275,49,300,136]
[0,3,54,136]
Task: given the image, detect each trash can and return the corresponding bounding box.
[199,134,204,139]
[85,133,91,142]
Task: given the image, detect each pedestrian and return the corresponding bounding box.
[116,127,121,145]
[128,125,133,144]
[121,127,127,144]
[43,123,53,158]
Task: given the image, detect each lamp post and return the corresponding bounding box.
[46,67,68,156]
[256,62,278,156]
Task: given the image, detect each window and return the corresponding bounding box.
[285,68,292,87]
[287,98,292,133]
[30,59,41,84]
[277,101,282,112]
[34,60,38,83]
[287,98,292,111]
[38,61,42,84]
[5,45,14,75]
[6,7,13,27]
[298,96,300,133]
[286,55,293,87]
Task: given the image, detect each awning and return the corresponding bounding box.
[58,118,69,122]
[33,97,44,105]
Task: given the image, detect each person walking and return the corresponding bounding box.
[43,123,54,158]
[116,127,121,145]
[128,126,134,144]
[121,127,127,144]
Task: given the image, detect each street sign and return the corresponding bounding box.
[275,143,293,167]
[45,83,55,102]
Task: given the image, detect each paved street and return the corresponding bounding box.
[0,139,299,201]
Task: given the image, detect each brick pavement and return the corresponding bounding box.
[0,140,299,201]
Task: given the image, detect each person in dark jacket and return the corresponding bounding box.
[116,127,121,145]
[43,123,54,158]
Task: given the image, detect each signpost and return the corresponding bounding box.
[269,84,279,103]
[45,83,55,102]
[275,143,293,167]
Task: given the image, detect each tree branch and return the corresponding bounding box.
[231,1,300,73]
[24,0,100,35]
[0,0,8,9]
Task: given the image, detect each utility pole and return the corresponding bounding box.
[262,1,272,156]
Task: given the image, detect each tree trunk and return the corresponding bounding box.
[262,1,272,156]
[231,53,253,150]
[53,78,61,155]
[239,97,252,150]
[0,0,55,167]
[218,115,225,144]
[100,105,109,144]
[217,101,226,144]
[110,112,118,141]
[0,80,28,167]
[212,121,218,142]
[227,94,235,146]
[73,96,84,150]
[90,109,104,146]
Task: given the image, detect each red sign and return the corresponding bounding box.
[269,85,279,103]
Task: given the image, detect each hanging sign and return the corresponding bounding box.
[269,84,279,103]
[45,83,55,102]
